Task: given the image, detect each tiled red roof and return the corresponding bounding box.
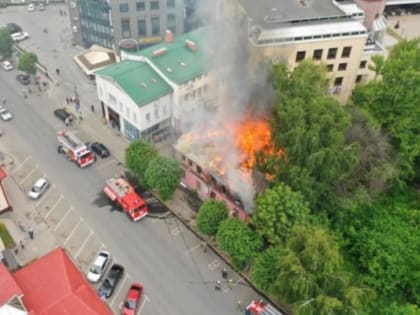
[13,247,113,315]
[0,263,22,305]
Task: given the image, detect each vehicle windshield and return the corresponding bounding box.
[32,186,41,193]
[90,265,101,274]
[103,279,112,288]
[134,205,146,213]
[124,299,136,310]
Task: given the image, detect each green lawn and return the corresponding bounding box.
[0,222,16,249]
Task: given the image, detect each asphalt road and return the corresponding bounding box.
[0,5,256,315]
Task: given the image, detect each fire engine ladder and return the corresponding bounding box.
[60,132,79,149]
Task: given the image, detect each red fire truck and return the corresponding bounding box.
[245,300,284,315]
[57,130,95,168]
[103,177,149,221]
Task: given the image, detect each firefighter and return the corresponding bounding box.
[222,268,228,279]
[215,280,221,291]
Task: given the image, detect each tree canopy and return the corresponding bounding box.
[144,156,182,200]
[0,28,13,58]
[125,139,158,182]
[251,183,309,245]
[18,52,38,75]
[196,199,228,236]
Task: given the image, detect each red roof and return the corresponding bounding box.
[12,247,113,315]
[0,166,7,181]
[0,263,22,305]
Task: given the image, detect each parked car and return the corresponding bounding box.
[97,264,124,299]
[90,142,110,158]
[86,250,111,283]
[5,23,22,34]
[38,3,45,10]
[11,32,30,42]
[1,61,13,71]
[28,178,49,200]
[16,74,31,85]
[54,108,73,123]
[121,283,144,315]
[27,3,35,11]
[0,107,12,121]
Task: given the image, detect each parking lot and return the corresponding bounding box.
[4,133,143,314]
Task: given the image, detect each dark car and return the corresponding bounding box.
[54,108,73,123]
[97,264,124,299]
[90,142,110,158]
[16,74,30,85]
[6,23,22,34]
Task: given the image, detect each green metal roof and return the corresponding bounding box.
[134,27,209,84]
[95,60,173,107]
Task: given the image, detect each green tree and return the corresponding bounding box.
[268,61,359,212]
[251,183,309,245]
[216,218,262,269]
[144,156,182,200]
[125,139,158,182]
[18,52,38,75]
[352,39,420,180]
[0,28,13,58]
[251,246,284,292]
[196,199,228,236]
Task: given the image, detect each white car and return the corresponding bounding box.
[38,3,45,10]
[1,61,13,71]
[87,251,111,283]
[11,32,30,42]
[27,3,35,11]
[0,107,12,121]
[28,178,49,200]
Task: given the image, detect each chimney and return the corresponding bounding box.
[165,29,173,44]
[185,39,197,52]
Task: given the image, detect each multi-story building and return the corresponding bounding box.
[226,0,387,104]
[69,0,185,50]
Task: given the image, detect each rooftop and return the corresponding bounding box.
[132,27,209,84]
[239,0,347,26]
[95,60,173,107]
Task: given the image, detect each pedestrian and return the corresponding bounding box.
[2,97,6,105]
[65,117,70,127]
[20,240,24,249]
[66,97,70,105]
[28,87,32,94]
[228,279,233,289]
[56,68,60,75]
[237,301,242,311]
[90,104,95,112]
[42,81,47,89]
[78,112,83,121]
[18,221,25,232]
[222,268,228,279]
[215,280,221,291]
[28,227,34,240]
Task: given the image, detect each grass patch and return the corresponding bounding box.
[0,222,16,249]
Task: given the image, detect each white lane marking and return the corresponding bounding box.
[137,295,150,315]
[171,226,184,236]
[20,167,37,185]
[64,218,83,246]
[53,206,72,231]
[208,259,221,270]
[75,230,93,258]
[13,155,32,172]
[184,242,206,255]
[110,274,128,307]
[35,184,56,208]
[44,194,64,219]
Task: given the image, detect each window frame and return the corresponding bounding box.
[327,48,338,59]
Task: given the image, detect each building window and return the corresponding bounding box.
[326,64,334,72]
[146,113,151,122]
[327,48,338,59]
[150,1,159,10]
[338,63,347,71]
[136,2,145,11]
[124,119,140,142]
[121,18,131,38]
[360,60,367,69]
[133,112,137,123]
[334,77,343,86]
[295,51,306,62]
[119,3,129,13]
[151,16,160,36]
[154,106,159,119]
[355,75,363,83]
[137,19,146,37]
[167,13,176,33]
[167,0,175,8]
[342,46,352,58]
[313,49,323,60]
[163,104,168,115]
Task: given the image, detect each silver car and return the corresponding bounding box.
[28,178,49,199]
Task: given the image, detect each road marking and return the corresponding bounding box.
[223,277,245,293]
[19,166,37,186]
[171,226,184,236]
[75,230,93,258]
[13,155,31,172]
[64,218,83,246]
[53,206,72,231]
[184,241,206,255]
[208,259,221,270]
[110,274,128,307]
[138,294,150,315]
[35,184,55,208]
[44,194,64,219]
